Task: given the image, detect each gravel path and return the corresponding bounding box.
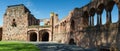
[30,42,98,51]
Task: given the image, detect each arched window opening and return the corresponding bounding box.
[94,13,97,26]
[89,8,95,26]
[12,19,17,27]
[98,4,105,25]
[112,4,119,23]
[102,9,106,25]
[71,20,75,30]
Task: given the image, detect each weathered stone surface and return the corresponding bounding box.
[0,0,120,50]
[2,4,39,41]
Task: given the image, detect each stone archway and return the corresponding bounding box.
[69,39,76,45]
[30,32,37,41]
[42,32,49,41]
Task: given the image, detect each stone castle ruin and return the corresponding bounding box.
[0,0,120,50]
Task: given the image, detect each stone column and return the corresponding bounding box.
[109,11,112,23]
[89,16,91,26]
[100,14,102,25]
[97,14,99,25]
[27,33,29,41]
[37,32,39,42]
[106,11,109,23]
[119,9,120,23]
[92,16,94,26]
[91,16,92,26]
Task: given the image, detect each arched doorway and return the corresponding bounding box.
[42,32,49,41]
[69,39,76,45]
[30,32,37,41]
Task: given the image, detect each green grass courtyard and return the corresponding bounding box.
[0,41,40,51]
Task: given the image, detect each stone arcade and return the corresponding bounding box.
[0,0,120,50]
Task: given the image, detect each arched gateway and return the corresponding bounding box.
[42,32,49,41]
[27,29,51,42]
[30,32,37,41]
[39,29,51,41]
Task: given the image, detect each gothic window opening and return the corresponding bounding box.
[12,19,17,27]
[112,4,118,23]
[71,20,75,30]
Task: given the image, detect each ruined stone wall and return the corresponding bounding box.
[66,0,120,49]
[2,4,30,41]
[74,23,120,49]
[52,1,120,49]
[28,14,39,26]
[53,11,74,43]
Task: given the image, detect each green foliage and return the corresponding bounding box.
[0,41,40,51]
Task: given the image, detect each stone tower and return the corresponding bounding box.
[50,12,59,26]
[49,12,59,41]
[2,4,31,41]
[54,14,59,25]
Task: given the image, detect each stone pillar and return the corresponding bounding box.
[37,32,39,42]
[119,9,120,23]
[89,16,91,26]
[97,14,99,25]
[106,11,109,23]
[109,11,112,23]
[92,16,94,26]
[100,14,102,25]
[91,16,92,26]
[27,34,29,41]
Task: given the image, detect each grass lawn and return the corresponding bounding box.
[0,41,40,51]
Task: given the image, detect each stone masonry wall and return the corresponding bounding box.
[2,4,29,41]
